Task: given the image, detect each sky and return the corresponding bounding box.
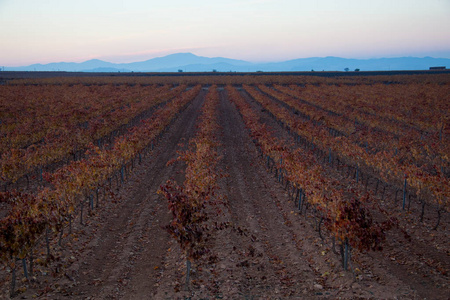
[1,0,450,66]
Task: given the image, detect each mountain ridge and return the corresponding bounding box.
[4,53,449,72]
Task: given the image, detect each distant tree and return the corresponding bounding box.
[212,69,217,73]
[344,67,350,72]
[355,68,360,72]
[178,69,183,72]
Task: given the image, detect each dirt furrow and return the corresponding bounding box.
[206,89,319,298]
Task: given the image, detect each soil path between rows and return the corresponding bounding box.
[207,89,320,298]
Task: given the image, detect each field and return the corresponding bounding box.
[0,73,449,299]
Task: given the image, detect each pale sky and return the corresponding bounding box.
[1,0,449,66]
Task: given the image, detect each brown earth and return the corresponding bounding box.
[1,87,448,299]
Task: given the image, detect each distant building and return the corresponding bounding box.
[429,66,446,70]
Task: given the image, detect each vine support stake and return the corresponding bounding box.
[344,240,350,271]
[340,238,350,271]
[402,178,407,210]
[298,189,303,213]
[80,199,84,225]
[22,258,29,280]
[433,208,442,230]
[10,259,16,298]
[90,194,94,210]
[185,259,192,291]
[419,199,426,223]
[58,227,64,247]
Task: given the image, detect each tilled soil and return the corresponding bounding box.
[2,87,448,299]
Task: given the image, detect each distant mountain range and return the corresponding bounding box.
[4,53,450,72]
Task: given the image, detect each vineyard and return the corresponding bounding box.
[0,73,449,299]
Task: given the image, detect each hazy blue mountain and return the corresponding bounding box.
[4,53,450,72]
[9,59,117,72]
[121,53,252,71]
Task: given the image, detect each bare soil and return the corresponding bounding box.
[1,87,448,299]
